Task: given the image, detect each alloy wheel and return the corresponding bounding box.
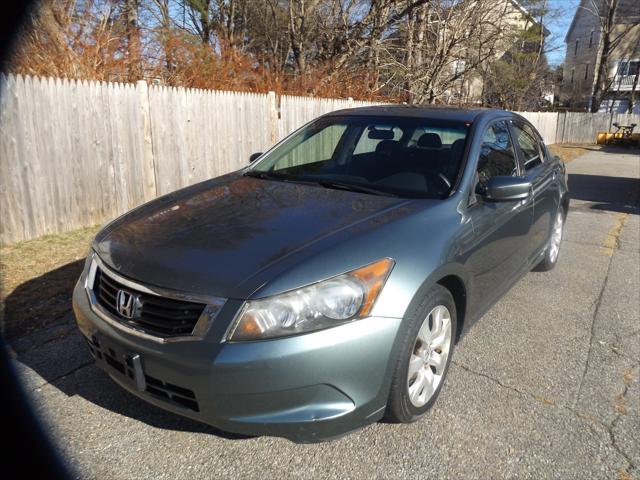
[407,305,452,408]
[549,212,563,263]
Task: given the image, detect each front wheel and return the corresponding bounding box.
[385,285,457,423]
[535,208,565,272]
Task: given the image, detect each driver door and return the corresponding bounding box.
[466,120,534,313]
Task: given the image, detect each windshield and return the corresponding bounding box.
[248,115,470,198]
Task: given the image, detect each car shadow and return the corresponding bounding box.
[2,260,85,339]
[4,263,253,441]
[554,144,639,156]
[59,355,251,440]
[568,173,640,215]
[598,144,640,153]
[592,145,640,154]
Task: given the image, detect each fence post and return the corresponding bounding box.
[268,91,278,144]
[348,97,354,108]
[555,111,565,145]
[137,80,157,200]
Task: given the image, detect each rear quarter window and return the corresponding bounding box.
[408,127,466,147]
[353,125,403,154]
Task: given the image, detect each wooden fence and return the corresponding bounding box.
[1,73,638,243]
[555,111,640,144]
[147,86,274,196]
[0,76,152,244]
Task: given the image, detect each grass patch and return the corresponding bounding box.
[1,225,100,338]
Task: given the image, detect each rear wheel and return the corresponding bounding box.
[385,285,456,423]
[535,208,565,272]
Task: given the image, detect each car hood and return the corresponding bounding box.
[93,173,418,299]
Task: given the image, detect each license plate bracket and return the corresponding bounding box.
[129,353,147,392]
[92,334,146,392]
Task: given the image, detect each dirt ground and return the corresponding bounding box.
[0,226,99,338]
[548,143,602,164]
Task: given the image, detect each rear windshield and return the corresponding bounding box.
[250,115,470,198]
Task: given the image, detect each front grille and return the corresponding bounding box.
[93,267,207,338]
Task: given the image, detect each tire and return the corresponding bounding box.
[385,285,457,423]
[534,207,565,272]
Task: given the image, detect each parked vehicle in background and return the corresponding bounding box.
[73,106,569,442]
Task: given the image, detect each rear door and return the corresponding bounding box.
[511,120,560,262]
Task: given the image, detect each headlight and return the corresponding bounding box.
[227,258,394,341]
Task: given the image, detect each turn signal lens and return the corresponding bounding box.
[227,258,394,341]
[351,258,394,317]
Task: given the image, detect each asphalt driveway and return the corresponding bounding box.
[9,147,640,479]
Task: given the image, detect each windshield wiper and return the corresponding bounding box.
[243,170,317,186]
[244,171,396,196]
[243,170,277,180]
[316,180,397,197]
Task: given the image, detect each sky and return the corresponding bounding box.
[546,0,582,66]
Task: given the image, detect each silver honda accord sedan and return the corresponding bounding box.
[73,106,569,442]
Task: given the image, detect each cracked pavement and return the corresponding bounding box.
[8,148,640,479]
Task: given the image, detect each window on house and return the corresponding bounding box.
[617,60,628,76]
[575,40,579,56]
[585,63,589,80]
[571,69,575,84]
[589,31,594,48]
[617,60,640,77]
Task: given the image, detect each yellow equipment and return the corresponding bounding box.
[596,123,639,146]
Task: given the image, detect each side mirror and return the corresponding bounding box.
[479,176,531,202]
[249,152,263,163]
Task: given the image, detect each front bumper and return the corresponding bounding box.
[72,280,401,442]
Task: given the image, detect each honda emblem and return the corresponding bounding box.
[116,290,136,319]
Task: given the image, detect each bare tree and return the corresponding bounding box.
[123,0,142,81]
[183,0,215,44]
[8,0,556,104]
[481,0,554,110]
[149,0,175,74]
[376,0,522,104]
[287,0,322,74]
[588,0,640,112]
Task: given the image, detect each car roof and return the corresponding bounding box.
[324,105,507,123]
